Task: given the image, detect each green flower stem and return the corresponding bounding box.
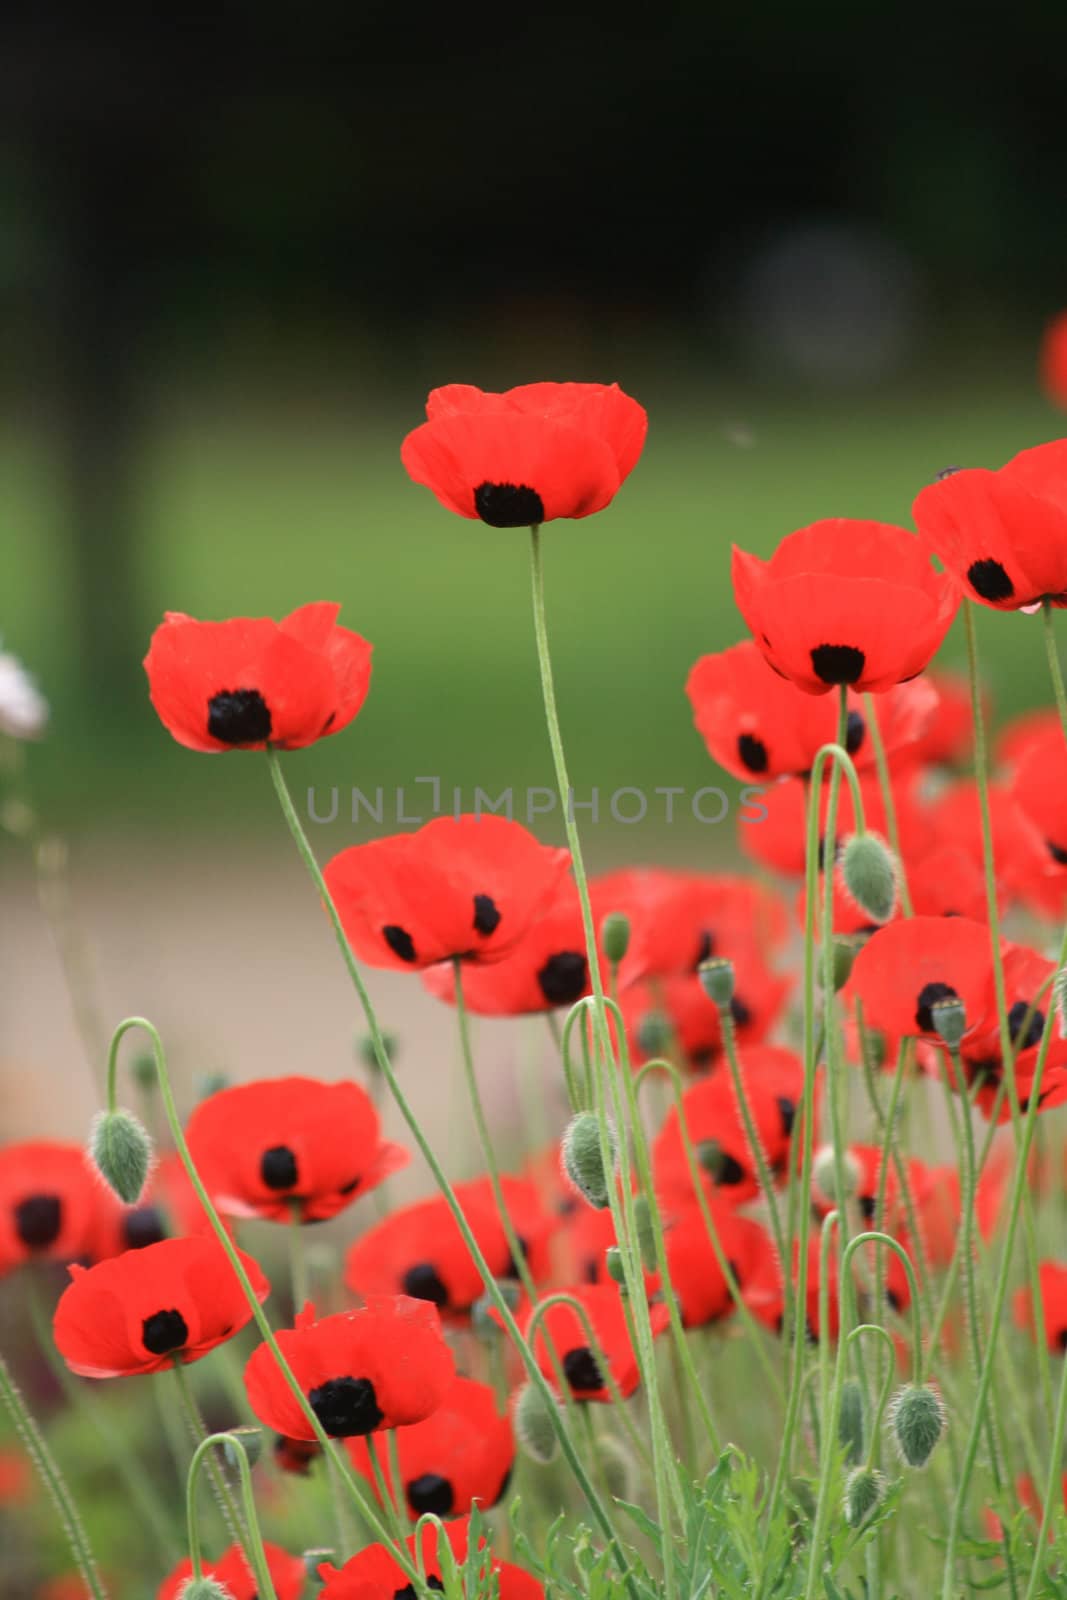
[366,1436,407,1543]
[387,1429,411,1530]
[452,960,539,1305]
[288,1202,310,1312]
[845,1324,897,1469]
[806,1232,921,1600]
[861,692,912,915]
[261,760,637,1596]
[186,1431,277,1599]
[26,1275,180,1561]
[1024,1326,1067,1599]
[820,691,853,1266]
[716,1005,787,1269]
[1043,600,1067,742]
[105,1017,424,1588]
[940,936,1067,1598]
[172,1361,251,1554]
[0,1347,108,1600]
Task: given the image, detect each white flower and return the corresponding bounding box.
[0,649,48,739]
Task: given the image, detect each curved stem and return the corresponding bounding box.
[845,1324,897,1468]
[172,1361,250,1553]
[525,1292,655,1471]
[717,1004,787,1268]
[186,1432,277,1599]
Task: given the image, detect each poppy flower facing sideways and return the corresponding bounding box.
[144,601,372,752]
[157,1542,306,1600]
[325,814,571,973]
[517,1283,668,1402]
[401,381,647,528]
[846,917,997,1046]
[53,1236,269,1378]
[685,640,938,782]
[663,1203,777,1329]
[0,1140,101,1276]
[185,1076,408,1224]
[318,1517,543,1600]
[347,1374,513,1519]
[244,1297,453,1440]
[1014,1262,1067,1353]
[420,879,591,1015]
[732,519,959,695]
[1011,723,1067,877]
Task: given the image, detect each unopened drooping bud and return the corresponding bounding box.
[222,1427,262,1471]
[698,957,735,1009]
[130,1052,158,1092]
[820,939,858,994]
[636,1010,672,1058]
[838,1380,865,1465]
[889,1382,946,1468]
[843,1465,886,1528]
[839,834,898,924]
[930,997,966,1051]
[562,1113,617,1209]
[601,912,631,966]
[633,1195,657,1272]
[177,1580,234,1600]
[90,1109,153,1205]
[514,1382,561,1464]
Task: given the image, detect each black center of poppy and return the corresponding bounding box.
[261,1145,299,1191]
[1048,839,1067,867]
[537,950,588,1005]
[966,559,1014,603]
[383,924,418,963]
[776,1095,796,1137]
[473,482,545,528]
[14,1193,62,1250]
[308,1375,384,1437]
[1009,999,1045,1051]
[859,1194,877,1221]
[407,1472,455,1515]
[730,994,752,1028]
[142,1308,189,1355]
[695,1140,746,1186]
[402,1262,449,1306]
[473,893,501,936]
[563,1345,605,1392]
[845,710,866,756]
[123,1206,166,1250]
[935,465,964,480]
[737,733,769,773]
[695,928,715,967]
[915,980,959,1034]
[394,1582,445,1600]
[810,645,866,686]
[207,688,272,745]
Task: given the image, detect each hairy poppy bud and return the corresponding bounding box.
[90,1109,153,1205]
[698,957,735,1009]
[930,997,966,1051]
[604,1245,627,1288]
[838,1380,865,1464]
[562,1112,617,1209]
[514,1381,561,1465]
[601,911,631,966]
[633,1195,657,1271]
[840,833,898,924]
[889,1383,946,1468]
[819,939,858,993]
[636,1010,672,1057]
[180,1581,233,1600]
[222,1426,262,1471]
[843,1465,885,1528]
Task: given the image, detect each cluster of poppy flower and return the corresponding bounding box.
[10,376,1067,1594]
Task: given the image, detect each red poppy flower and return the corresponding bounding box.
[53,1236,269,1378]
[157,1542,307,1600]
[347,1374,513,1519]
[324,815,571,972]
[87,1152,220,1260]
[593,867,789,983]
[906,844,990,922]
[652,1045,805,1207]
[686,640,938,781]
[1041,312,1067,409]
[144,602,372,752]
[914,441,1067,611]
[185,1076,408,1224]
[732,519,959,694]
[401,382,647,527]
[663,1203,776,1329]
[0,1140,100,1276]
[244,1297,453,1440]
[744,1235,840,1341]
[273,1433,321,1475]
[1011,723,1067,874]
[924,779,1056,917]
[0,1447,32,1505]
[344,1177,551,1316]
[997,707,1062,773]
[517,1283,667,1402]
[910,670,977,766]
[741,768,925,880]
[318,1517,543,1600]
[623,966,790,1071]
[420,879,592,1015]
[1014,1262,1067,1352]
[846,917,997,1045]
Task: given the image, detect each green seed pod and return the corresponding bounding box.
[561,1113,617,1209]
[698,957,735,1009]
[838,1380,865,1464]
[604,1245,627,1287]
[696,1139,730,1182]
[843,1465,885,1528]
[633,1195,658,1271]
[514,1382,561,1465]
[930,997,966,1051]
[839,833,898,924]
[889,1382,946,1468]
[222,1426,262,1471]
[89,1109,153,1205]
[601,911,631,965]
[636,1010,672,1057]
